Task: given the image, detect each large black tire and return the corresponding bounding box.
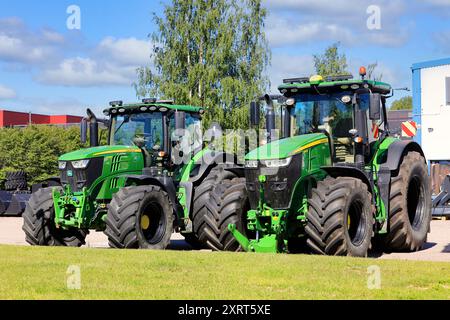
[22,188,87,247]
[201,178,249,251]
[191,166,237,248]
[6,170,26,181]
[105,185,174,250]
[384,151,432,252]
[305,177,374,257]
[5,171,28,191]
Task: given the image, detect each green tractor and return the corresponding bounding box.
[22,99,243,249]
[210,70,432,257]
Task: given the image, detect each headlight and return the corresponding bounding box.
[72,159,90,169]
[245,160,258,168]
[262,157,292,168]
[58,161,67,170]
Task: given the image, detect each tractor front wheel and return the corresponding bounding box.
[192,166,237,248]
[384,151,431,252]
[201,178,250,251]
[306,177,374,257]
[105,186,174,250]
[22,187,87,247]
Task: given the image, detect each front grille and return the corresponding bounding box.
[246,154,302,210]
[60,158,104,192]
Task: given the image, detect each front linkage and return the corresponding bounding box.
[229,175,293,253]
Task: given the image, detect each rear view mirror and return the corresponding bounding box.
[250,102,260,127]
[369,93,381,120]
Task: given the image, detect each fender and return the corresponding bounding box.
[321,166,374,195]
[31,177,61,193]
[124,174,179,216]
[190,151,244,184]
[384,140,425,171]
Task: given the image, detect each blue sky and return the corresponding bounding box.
[0,0,450,116]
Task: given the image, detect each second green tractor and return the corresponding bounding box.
[210,70,432,257]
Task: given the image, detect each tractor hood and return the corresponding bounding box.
[245,133,328,161]
[59,145,142,161]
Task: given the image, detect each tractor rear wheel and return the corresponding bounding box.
[201,178,249,251]
[105,185,174,250]
[306,177,374,257]
[22,187,87,247]
[384,151,431,252]
[191,166,237,248]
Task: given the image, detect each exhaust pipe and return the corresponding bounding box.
[80,109,99,147]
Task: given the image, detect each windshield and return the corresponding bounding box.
[110,113,164,150]
[293,93,355,139]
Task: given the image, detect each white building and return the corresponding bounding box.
[412,58,450,192]
[413,58,450,162]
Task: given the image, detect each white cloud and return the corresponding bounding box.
[0,17,152,88]
[267,18,353,47]
[264,0,410,48]
[0,17,65,65]
[37,57,138,87]
[0,84,16,100]
[37,36,152,87]
[96,37,152,66]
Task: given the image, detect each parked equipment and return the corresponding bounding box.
[0,171,31,217]
[209,69,432,257]
[23,100,242,249]
[432,175,450,217]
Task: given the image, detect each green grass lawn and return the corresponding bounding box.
[0,245,449,300]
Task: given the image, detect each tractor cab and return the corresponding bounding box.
[82,99,204,170]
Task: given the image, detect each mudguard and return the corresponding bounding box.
[321,166,374,195]
[124,174,179,214]
[384,140,425,171]
[190,151,244,184]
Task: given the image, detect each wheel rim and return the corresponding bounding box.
[140,201,166,244]
[407,175,425,231]
[346,199,367,246]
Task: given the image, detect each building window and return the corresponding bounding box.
[446,77,450,105]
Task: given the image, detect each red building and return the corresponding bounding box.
[0,110,83,128]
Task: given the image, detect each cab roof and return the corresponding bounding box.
[278,77,392,95]
[103,102,204,116]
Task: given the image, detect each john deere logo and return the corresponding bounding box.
[67,170,73,177]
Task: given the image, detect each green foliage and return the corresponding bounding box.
[0,125,85,185]
[390,96,413,111]
[135,0,270,130]
[313,42,349,77]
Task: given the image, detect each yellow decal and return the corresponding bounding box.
[291,138,329,156]
[94,149,141,156]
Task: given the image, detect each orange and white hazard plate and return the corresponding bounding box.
[401,121,417,138]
